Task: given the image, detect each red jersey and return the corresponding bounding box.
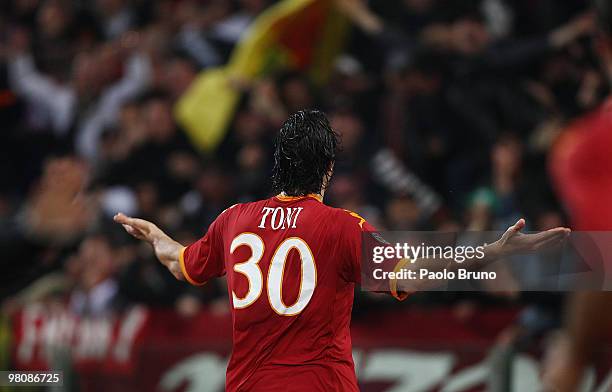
[550,98,612,230]
[179,194,400,391]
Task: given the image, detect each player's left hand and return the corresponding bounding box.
[496,218,571,257]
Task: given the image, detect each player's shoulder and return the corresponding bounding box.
[213,201,253,225]
[326,206,373,231]
[220,203,240,215]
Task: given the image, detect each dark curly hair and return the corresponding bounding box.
[272,110,339,196]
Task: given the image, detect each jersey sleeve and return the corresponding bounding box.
[179,210,229,286]
[339,209,374,284]
[339,209,412,301]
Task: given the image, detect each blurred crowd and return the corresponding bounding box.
[0,0,608,325]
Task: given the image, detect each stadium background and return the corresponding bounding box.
[0,0,611,390]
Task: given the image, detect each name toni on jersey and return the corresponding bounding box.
[258,207,303,230]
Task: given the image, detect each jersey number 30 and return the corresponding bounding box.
[230,233,316,316]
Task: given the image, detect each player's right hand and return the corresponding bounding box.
[114,213,160,243]
[114,213,184,277]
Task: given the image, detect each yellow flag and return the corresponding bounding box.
[175,0,348,153]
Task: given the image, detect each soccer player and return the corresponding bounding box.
[115,110,569,391]
[542,1,612,390]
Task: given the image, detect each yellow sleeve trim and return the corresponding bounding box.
[179,246,206,286]
[390,258,414,301]
[343,209,366,229]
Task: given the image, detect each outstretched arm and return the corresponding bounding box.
[114,213,185,281]
[397,219,570,292]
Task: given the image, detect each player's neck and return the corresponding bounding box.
[278,192,324,202]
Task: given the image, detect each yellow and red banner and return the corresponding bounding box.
[175,0,348,153]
